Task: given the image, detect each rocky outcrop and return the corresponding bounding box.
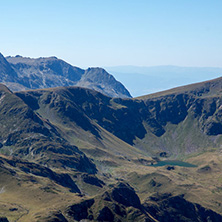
[197,165,212,173]
[81,174,105,187]
[144,194,222,222]
[0,217,9,222]
[97,206,114,221]
[66,199,95,221]
[66,182,151,222]
[111,182,141,209]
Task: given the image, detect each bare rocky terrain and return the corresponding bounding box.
[0,53,131,98]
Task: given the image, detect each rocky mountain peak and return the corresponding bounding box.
[77,67,132,98]
[0,53,131,98]
[0,53,18,82]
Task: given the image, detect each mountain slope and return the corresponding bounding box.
[134,77,222,156]
[0,53,18,83]
[15,86,147,171]
[0,53,132,98]
[6,55,84,90]
[16,77,222,158]
[1,79,222,221]
[0,84,96,173]
[76,67,132,98]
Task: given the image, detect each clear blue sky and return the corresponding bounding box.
[0,0,221,68]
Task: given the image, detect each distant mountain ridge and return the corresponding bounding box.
[0,53,131,98]
[106,65,222,97]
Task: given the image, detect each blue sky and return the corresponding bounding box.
[0,0,221,68]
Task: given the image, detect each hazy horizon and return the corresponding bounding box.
[106,65,222,97]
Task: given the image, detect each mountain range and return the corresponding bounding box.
[0,53,131,98]
[16,77,222,158]
[1,54,222,221]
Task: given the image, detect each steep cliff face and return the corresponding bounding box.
[142,77,222,137]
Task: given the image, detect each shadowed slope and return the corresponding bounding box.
[16,77,222,157]
[0,84,96,173]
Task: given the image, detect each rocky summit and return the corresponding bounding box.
[0,72,222,221]
[0,53,131,98]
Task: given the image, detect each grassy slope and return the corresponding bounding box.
[0,154,83,222]
[1,149,222,221]
[1,78,221,221]
[16,87,147,168]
